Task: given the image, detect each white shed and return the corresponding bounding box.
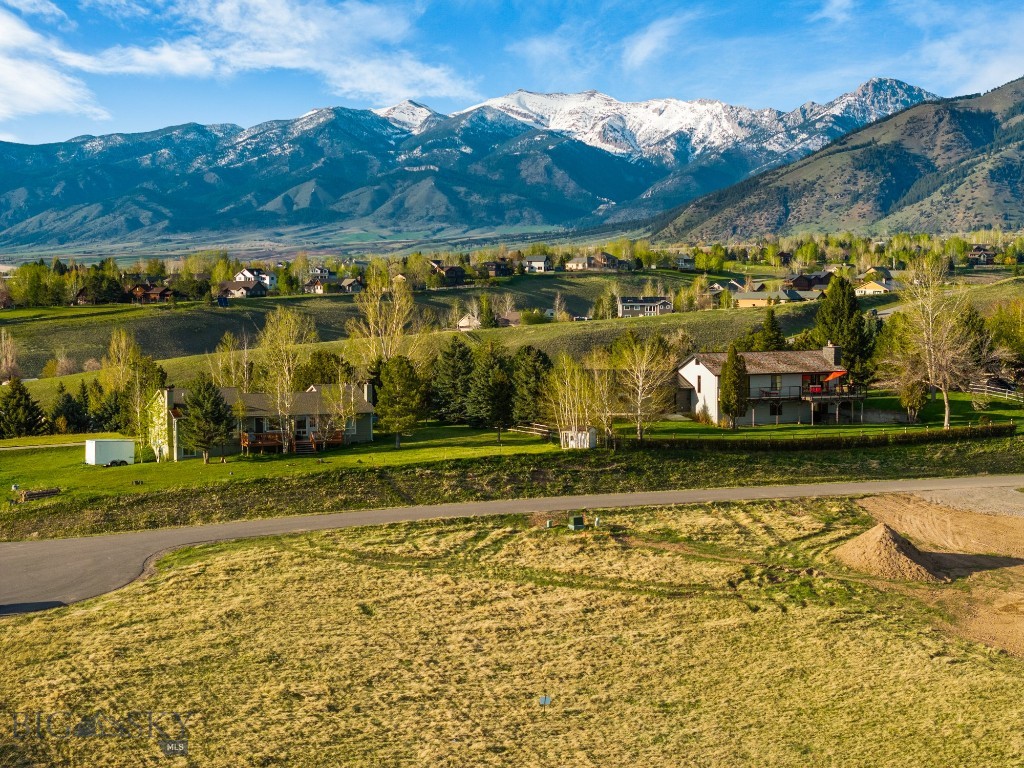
[560,428,597,450]
[85,439,135,466]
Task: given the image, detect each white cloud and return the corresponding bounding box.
[0,9,107,121]
[894,1,1024,95]
[83,0,480,103]
[810,0,855,25]
[0,0,67,21]
[621,12,695,72]
[0,0,478,130]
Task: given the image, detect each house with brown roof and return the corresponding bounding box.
[219,280,268,299]
[678,344,865,426]
[733,289,822,308]
[148,384,374,461]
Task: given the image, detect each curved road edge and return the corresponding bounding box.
[3,473,1024,615]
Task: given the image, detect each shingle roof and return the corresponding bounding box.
[618,296,671,305]
[168,385,373,416]
[686,350,845,376]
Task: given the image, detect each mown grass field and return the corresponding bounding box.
[2,432,1021,541]
[2,498,1023,767]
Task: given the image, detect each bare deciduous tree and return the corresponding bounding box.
[585,349,618,447]
[899,257,983,428]
[614,333,676,443]
[257,306,318,452]
[544,354,593,435]
[347,260,416,365]
[0,328,19,381]
[101,327,140,394]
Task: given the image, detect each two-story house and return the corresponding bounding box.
[235,267,278,291]
[617,296,674,318]
[678,344,864,426]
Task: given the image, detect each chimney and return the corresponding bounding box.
[823,342,842,366]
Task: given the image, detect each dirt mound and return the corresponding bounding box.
[832,523,944,583]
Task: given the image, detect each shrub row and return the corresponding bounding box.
[626,422,1018,453]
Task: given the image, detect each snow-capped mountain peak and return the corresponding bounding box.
[373,100,445,134]
[453,79,937,162]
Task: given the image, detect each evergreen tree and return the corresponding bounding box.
[478,293,497,329]
[813,277,873,385]
[511,345,552,425]
[719,344,749,429]
[179,374,234,463]
[430,336,474,423]
[375,356,424,448]
[0,378,45,438]
[48,382,88,434]
[754,308,788,351]
[466,342,514,442]
[294,350,353,391]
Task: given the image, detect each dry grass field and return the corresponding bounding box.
[3,499,1024,767]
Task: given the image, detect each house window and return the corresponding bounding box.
[346,418,358,436]
[770,401,784,416]
[771,374,782,391]
[696,375,701,394]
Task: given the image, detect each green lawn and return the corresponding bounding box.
[634,390,1023,441]
[0,431,124,449]
[0,424,557,503]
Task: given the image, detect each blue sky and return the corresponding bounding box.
[0,0,1022,144]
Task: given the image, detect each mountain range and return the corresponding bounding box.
[658,76,1024,241]
[0,78,937,248]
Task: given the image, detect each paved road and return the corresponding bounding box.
[3,474,1024,616]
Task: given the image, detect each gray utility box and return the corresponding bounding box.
[85,439,135,466]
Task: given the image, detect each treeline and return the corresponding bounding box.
[0,328,166,439]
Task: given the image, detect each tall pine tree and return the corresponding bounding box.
[0,378,45,438]
[376,356,424,448]
[813,277,873,385]
[430,336,475,423]
[754,308,788,351]
[466,343,514,442]
[179,374,234,464]
[718,344,749,429]
[511,345,552,425]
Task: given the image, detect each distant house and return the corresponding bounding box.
[303,279,333,295]
[129,283,172,304]
[678,344,864,426]
[524,256,551,274]
[733,289,821,308]
[854,280,892,296]
[220,280,268,299]
[726,280,766,293]
[566,256,592,272]
[676,255,696,271]
[480,260,513,278]
[338,277,363,294]
[617,296,673,318]
[968,245,998,265]
[785,272,833,291]
[457,310,521,332]
[148,384,374,462]
[309,265,335,279]
[235,267,277,291]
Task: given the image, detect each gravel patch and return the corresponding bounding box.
[914,487,1024,517]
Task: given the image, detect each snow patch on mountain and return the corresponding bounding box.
[374,100,445,134]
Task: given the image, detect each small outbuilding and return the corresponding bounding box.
[85,439,136,466]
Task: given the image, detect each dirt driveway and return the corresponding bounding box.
[858,494,1024,655]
